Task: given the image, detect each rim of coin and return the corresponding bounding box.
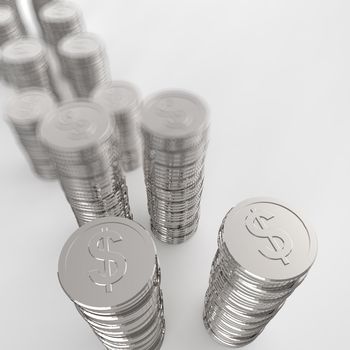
[221,197,318,282]
[39,0,81,23]
[39,100,114,152]
[58,217,157,311]
[141,89,209,140]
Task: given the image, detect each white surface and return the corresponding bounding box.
[1,0,349,349]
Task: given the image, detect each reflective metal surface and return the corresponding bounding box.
[93,80,142,172]
[58,217,165,350]
[0,0,26,34]
[203,198,318,347]
[39,100,132,225]
[6,88,57,179]
[141,90,209,244]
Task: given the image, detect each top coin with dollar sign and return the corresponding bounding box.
[221,198,318,281]
[39,100,114,152]
[141,90,209,140]
[58,217,158,311]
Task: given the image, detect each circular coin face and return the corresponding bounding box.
[222,198,317,281]
[7,89,56,124]
[59,32,101,58]
[93,81,140,114]
[41,1,78,22]
[58,218,157,311]
[141,90,208,139]
[2,37,44,63]
[39,100,113,151]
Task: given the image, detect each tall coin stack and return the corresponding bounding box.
[0,5,20,47]
[141,90,209,244]
[93,81,142,172]
[0,0,26,34]
[39,1,85,54]
[2,37,58,97]
[58,32,110,97]
[6,88,57,179]
[31,0,54,32]
[203,198,318,347]
[39,100,132,226]
[58,217,166,350]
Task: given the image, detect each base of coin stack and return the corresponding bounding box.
[58,217,166,350]
[203,198,318,347]
[141,90,209,244]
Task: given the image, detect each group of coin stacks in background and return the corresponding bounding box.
[1,2,318,350]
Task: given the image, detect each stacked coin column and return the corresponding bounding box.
[203,198,318,347]
[39,1,85,56]
[93,81,142,172]
[141,90,209,244]
[0,0,26,34]
[58,217,166,350]
[2,37,59,98]
[6,88,57,179]
[58,32,110,97]
[31,0,53,27]
[39,101,132,226]
[0,5,21,47]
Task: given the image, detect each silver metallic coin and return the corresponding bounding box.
[0,0,26,34]
[58,32,110,97]
[93,81,142,172]
[39,100,131,225]
[6,88,57,179]
[39,0,84,59]
[0,5,20,47]
[141,90,209,244]
[203,198,318,347]
[2,37,59,98]
[58,217,165,350]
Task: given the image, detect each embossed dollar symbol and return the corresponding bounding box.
[88,228,127,293]
[245,208,293,265]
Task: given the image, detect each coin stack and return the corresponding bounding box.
[0,0,26,34]
[58,32,110,97]
[203,198,318,347]
[2,37,58,97]
[58,217,166,350]
[0,5,21,47]
[31,0,54,32]
[6,88,57,179]
[141,90,209,244]
[93,81,142,172]
[39,1,85,54]
[39,100,132,226]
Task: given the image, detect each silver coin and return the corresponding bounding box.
[203,198,318,347]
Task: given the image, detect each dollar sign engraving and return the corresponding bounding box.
[88,228,127,293]
[245,208,293,265]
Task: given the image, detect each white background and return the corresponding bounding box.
[0,0,349,349]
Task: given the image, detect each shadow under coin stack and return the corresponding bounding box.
[39,101,131,226]
[58,217,166,350]
[58,32,110,97]
[2,37,58,97]
[141,90,209,244]
[39,1,84,55]
[6,88,57,179]
[0,0,26,34]
[203,198,318,347]
[93,81,142,172]
[0,5,21,47]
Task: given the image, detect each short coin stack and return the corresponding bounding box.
[2,37,57,96]
[141,90,209,244]
[203,198,318,347]
[93,81,142,172]
[58,32,110,97]
[6,88,57,179]
[39,100,131,226]
[0,5,21,47]
[39,1,84,53]
[58,217,166,350]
